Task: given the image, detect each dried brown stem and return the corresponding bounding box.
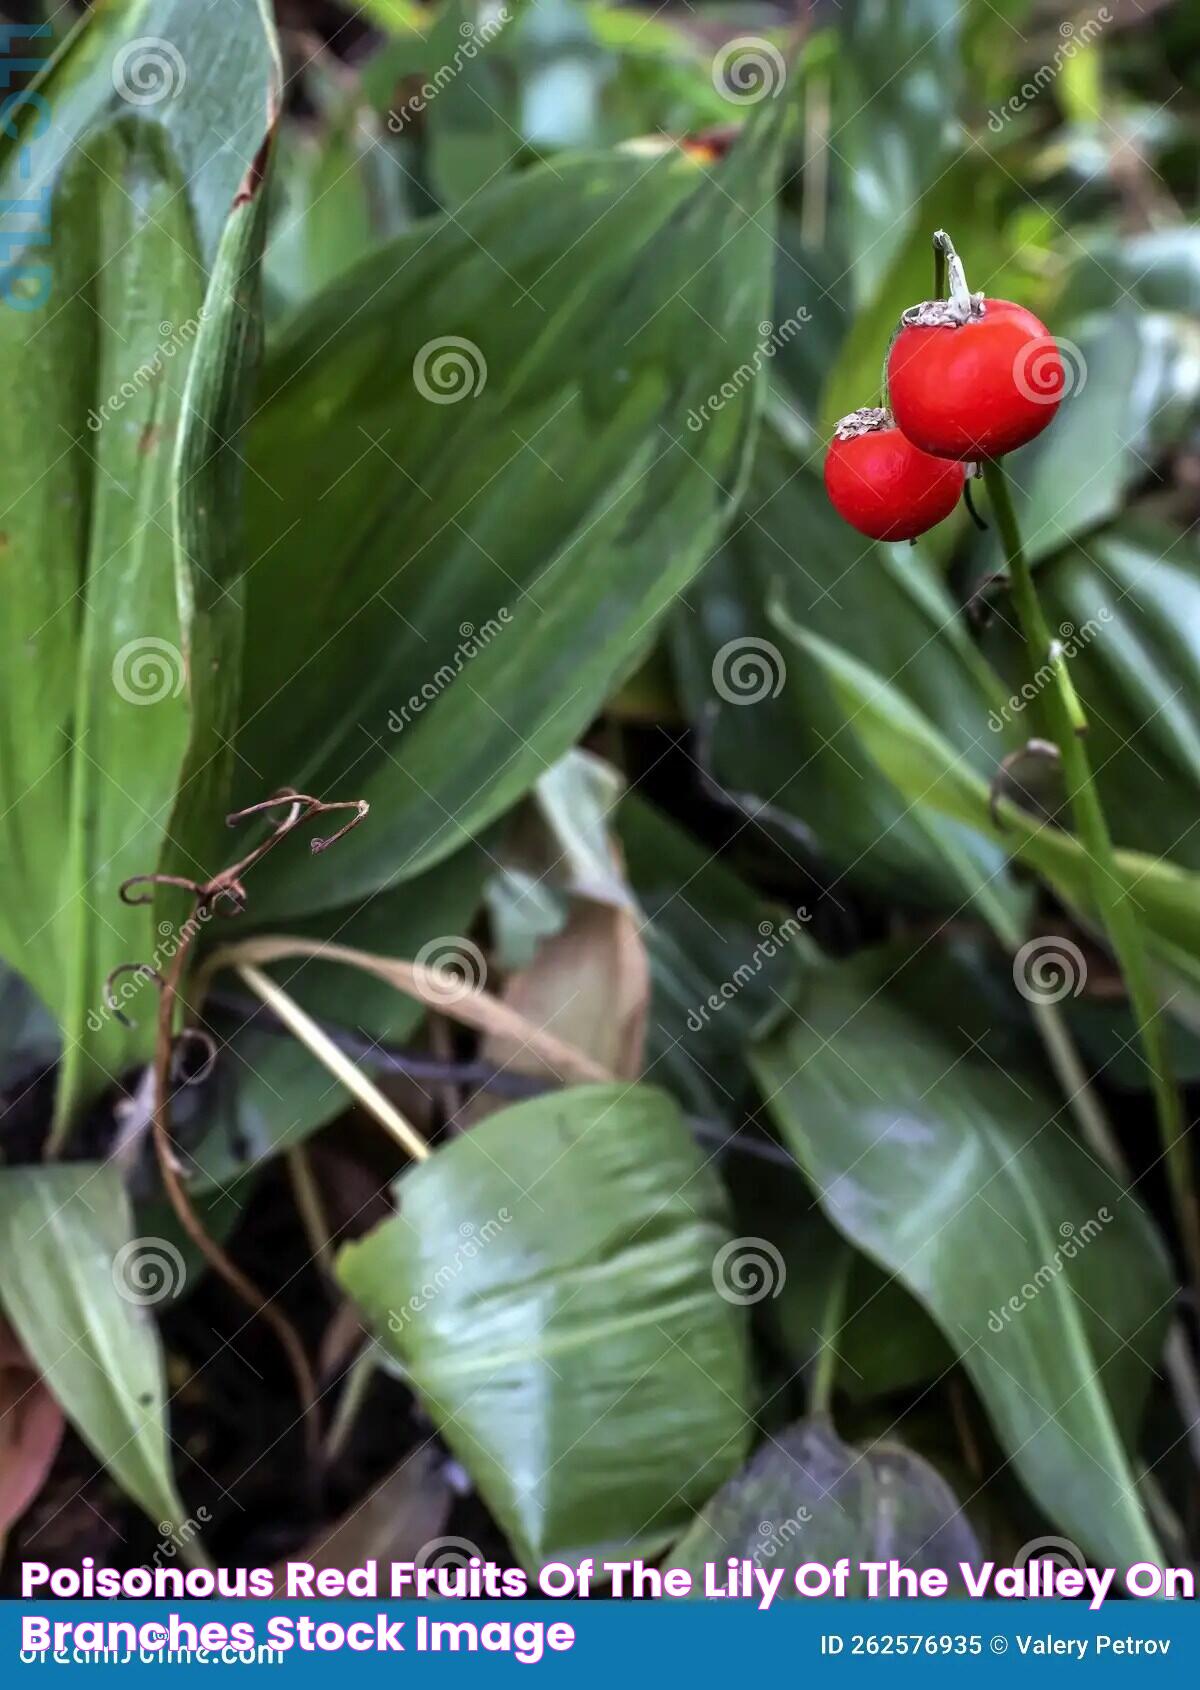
[109,790,371,1472]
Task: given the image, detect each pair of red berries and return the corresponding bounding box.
[824,297,1065,542]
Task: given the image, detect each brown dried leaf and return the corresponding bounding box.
[279,1447,453,1584]
[202,938,611,1084]
[0,1314,65,1538]
[484,896,649,1084]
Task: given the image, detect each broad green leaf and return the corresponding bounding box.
[1007,312,1200,561]
[752,941,1171,1567]
[337,1082,752,1568]
[670,1417,980,1591]
[671,421,1023,922]
[617,794,801,1123]
[0,1163,193,1545]
[767,1208,953,1404]
[832,0,968,299]
[769,218,852,424]
[987,518,1200,868]
[238,108,788,921]
[788,624,1200,1002]
[0,0,280,1126]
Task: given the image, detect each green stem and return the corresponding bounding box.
[1027,997,1120,1171]
[287,1147,335,1278]
[983,457,1199,1286]
[809,1252,850,1417]
[325,1344,379,1464]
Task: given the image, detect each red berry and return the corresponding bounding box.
[824,408,966,542]
[887,298,1063,460]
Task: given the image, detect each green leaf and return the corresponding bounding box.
[832,0,968,299]
[617,794,801,1122]
[0,0,280,1127]
[337,1082,753,1567]
[791,623,1200,1006]
[356,0,428,34]
[238,108,788,920]
[752,941,1171,1567]
[265,110,410,320]
[423,0,523,206]
[768,1209,953,1403]
[987,518,1200,867]
[0,1163,193,1543]
[1006,313,1200,561]
[1057,228,1200,318]
[670,1417,980,1591]
[671,422,1023,921]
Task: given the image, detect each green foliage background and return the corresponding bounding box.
[0,0,1198,1581]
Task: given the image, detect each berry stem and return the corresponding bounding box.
[932,229,972,312]
[982,456,1199,1290]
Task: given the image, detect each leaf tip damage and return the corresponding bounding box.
[233,126,275,210]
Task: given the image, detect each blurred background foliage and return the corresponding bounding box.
[2,0,1200,1586]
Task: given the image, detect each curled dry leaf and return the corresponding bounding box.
[482,892,650,1085]
[201,938,612,1085]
